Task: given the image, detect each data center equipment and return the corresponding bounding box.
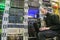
[28,0,40,8]
[42,0,51,7]
[2,0,41,40]
[10,0,24,8]
[7,35,23,40]
[9,8,24,23]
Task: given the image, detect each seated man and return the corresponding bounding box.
[37,8,60,40]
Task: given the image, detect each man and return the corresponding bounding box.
[37,8,60,40]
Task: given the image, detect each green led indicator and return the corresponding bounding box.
[0,3,5,9]
[0,3,5,12]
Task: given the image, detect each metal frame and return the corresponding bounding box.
[2,0,10,40]
[24,0,28,40]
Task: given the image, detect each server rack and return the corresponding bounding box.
[1,0,44,40]
[2,0,28,40]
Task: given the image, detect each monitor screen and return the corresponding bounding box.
[28,8,39,18]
